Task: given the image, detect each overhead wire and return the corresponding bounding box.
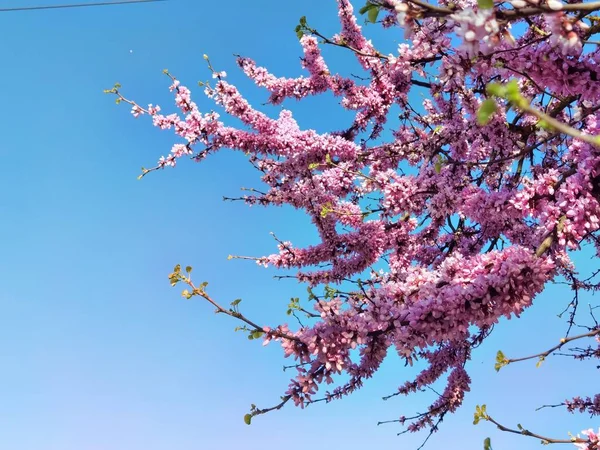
[0,0,165,13]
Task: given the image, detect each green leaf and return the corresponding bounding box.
[536,356,545,368]
[486,83,505,97]
[484,437,492,450]
[367,6,379,23]
[296,29,304,40]
[434,155,444,174]
[299,16,307,26]
[505,79,523,104]
[477,99,497,125]
[287,297,300,313]
[185,266,192,273]
[473,404,488,425]
[494,350,508,371]
[231,298,242,307]
[359,3,376,15]
[325,285,338,298]
[244,414,252,425]
[477,0,494,9]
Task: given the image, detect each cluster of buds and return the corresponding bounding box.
[451,7,500,56]
[546,11,589,54]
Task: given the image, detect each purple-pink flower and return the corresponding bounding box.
[115,0,600,439]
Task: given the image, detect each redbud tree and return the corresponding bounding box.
[108,0,600,447]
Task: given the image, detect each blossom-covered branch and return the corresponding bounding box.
[110,0,600,445]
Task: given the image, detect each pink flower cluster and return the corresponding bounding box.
[574,428,599,450]
[119,0,600,439]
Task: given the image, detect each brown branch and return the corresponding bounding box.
[394,0,600,21]
[505,328,600,365]
[411,78,434,88]
[174,270,300,342]
[405,0,454,15]
[498,1,600,19]
[486,414,590,445]
[253,395,292,416]
[309,28,389,60]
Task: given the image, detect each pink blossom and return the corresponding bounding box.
[116,0,600,438]
[574,428,599,450]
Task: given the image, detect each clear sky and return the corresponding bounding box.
[0,1,597,449]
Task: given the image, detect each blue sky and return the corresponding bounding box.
[0,1,597,449]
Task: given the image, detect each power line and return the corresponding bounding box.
[0,0,166,13]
